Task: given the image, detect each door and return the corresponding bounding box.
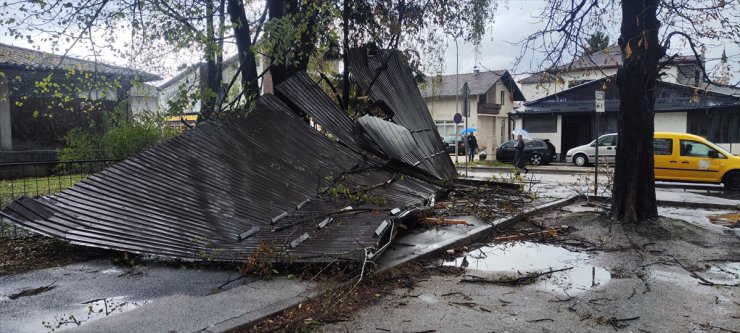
[497,140,517,161]
[561,115,592,162]
[674,139,724,182]
[593,134,618,164]
[653,138,674,180]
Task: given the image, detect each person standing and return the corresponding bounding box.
[514,134,529,175]
[466,133,478,162]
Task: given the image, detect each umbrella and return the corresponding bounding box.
[460,127,478,135]
[511,128,533,140]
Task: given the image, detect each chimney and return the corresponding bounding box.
[473,66,480,75]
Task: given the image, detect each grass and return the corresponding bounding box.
[0,174,89,208]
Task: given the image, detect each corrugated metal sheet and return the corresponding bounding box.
[348,48,456,180]
[1,93,441,263]
[357,115,427,170]
[275,72,361,147]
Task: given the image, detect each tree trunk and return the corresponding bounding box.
[611,0,663,223]
[202,0,219,119]
[227,0,259,98]
[267,0,315,87]
[341,0,349,111]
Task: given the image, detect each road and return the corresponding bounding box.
[460,167,740,202]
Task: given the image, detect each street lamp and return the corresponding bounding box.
[455,38,459,164]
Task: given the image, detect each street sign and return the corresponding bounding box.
[462,82,470,117]
[595,91,605,113]
[453,113,462,124]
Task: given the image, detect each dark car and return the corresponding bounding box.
[443,135,466,155]
[495,139,554,165]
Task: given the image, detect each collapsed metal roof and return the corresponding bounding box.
[1,47,455,263]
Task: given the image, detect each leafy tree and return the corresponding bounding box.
[585,31,609,55]
[518,0,738,223]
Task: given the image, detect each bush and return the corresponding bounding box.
[58,105,176,162]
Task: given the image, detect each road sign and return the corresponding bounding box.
[595,91,605,113]
[462,82,470,117]
[453,113,462,124]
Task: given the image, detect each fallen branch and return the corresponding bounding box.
[673,258,740,287]
[461,267,573,285]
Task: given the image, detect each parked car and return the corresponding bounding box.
[443,135,466,155]
[566,133,618,166]
[495,139,554,165]
[567,132,739,190]
[653,132,739,190]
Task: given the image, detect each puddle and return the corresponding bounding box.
[26,296,150,332]
[445,242,611,295]
[100,267,123,275]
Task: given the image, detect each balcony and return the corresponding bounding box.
[478,103,502,115]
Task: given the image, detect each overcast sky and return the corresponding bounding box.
[437,0,738,84]
[1,0,737,84]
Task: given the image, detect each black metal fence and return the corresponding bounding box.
[0,159,120,238]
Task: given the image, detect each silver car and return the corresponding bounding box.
[566,133,618,166]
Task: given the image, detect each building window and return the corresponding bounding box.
[435,120,464,137]
[500,91,505,106]
[653,138,672,155]
[523,114,557,133]
[479,93,487,104]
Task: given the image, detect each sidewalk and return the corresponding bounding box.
[1,189,736,333]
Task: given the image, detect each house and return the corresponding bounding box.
[514,45,740,159]
[0,43,160,157]
[518,45,703,101]
[420,69,526,152]
[157,54,263,117]
[512,76,740,158]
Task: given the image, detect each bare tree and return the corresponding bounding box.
[517,0,738,223]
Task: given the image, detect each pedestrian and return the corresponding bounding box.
[514,134,529,175]
[466,133,478,162]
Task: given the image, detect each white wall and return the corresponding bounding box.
[519,68,617,101]
[513,116,563,155]
[654,112,687,132]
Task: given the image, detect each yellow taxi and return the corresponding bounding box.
[653,132,740,190]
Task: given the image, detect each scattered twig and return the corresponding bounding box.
[607,316,640,331]
[700,323,740,333]
[218,274,248,289]
[461,267,573,285]
[450,301,478,308]
[9,281,57,300]
[527,318,555,323]
[672,257,740,287]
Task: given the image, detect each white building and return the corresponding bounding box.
[420,69,525,151]
[518,45,702,101]
[514,46,740,158]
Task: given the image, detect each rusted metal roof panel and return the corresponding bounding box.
[348,48,456,180]
[1,94,441,263]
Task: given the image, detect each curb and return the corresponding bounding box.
[376,195,580,272]
[216,195,580,333]
[579,194,738,210]
[461,165,600,175]
[656,200,739,210]
[205,291,323,333]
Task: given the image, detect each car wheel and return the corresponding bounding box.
[574,154,588,167]
[723,172,740,191]
[529,153,543,165]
